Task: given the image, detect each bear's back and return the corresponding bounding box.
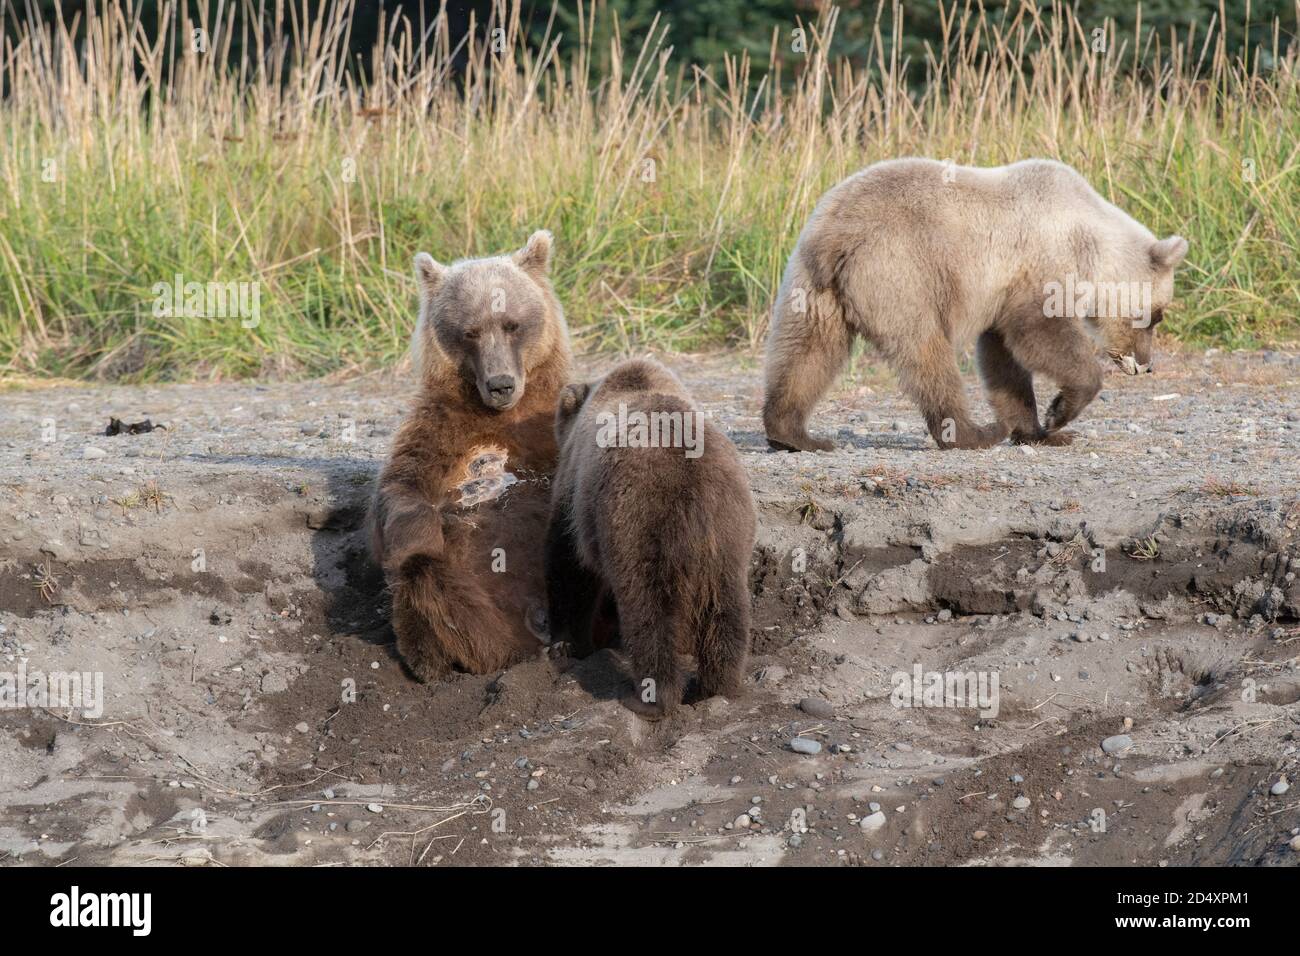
[814,157,1106,234]
[799,157,1153,299]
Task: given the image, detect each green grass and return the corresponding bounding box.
[0,0,1297,382]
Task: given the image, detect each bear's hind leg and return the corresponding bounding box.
[695,573,750,702]
[893,332,1008,450]
[763,292,852,453]
[977,329,1045,443]
[618,601,684,721]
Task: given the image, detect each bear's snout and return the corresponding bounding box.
[484,374,518,407]
[1115,354,1152,376]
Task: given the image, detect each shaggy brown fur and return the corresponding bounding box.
[371,231,573,681]
[764,158,1189,451]
[546,359,757,719]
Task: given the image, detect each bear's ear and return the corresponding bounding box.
[1150,235,1189,271]
[512,230,554,278]
[557,382,590,418]
[413,252,447,300]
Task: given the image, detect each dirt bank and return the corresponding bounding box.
[1,349,1298,866]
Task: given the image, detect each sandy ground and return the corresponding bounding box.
[1,348,1299,867]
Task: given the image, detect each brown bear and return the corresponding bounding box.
[545,358,756,719]
[370,231,572,681]
[763,158,1190,451]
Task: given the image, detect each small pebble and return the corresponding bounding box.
[790,738,822,755]
[798,697,834,719]
[1101,734,1133,754]
[858,811,887,832]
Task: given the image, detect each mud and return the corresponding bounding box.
[1,348,1298,866]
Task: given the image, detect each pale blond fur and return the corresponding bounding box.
[764,158,1189,451]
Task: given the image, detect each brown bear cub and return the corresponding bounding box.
[371,231,572,681]
[764,158,1190,452]
[546,359,756,720]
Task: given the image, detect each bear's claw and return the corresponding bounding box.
[766,432,835,453]
[455,446,517,508]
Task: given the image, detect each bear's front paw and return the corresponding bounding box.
[943,422,1008,450]
[466,448,507,478]
[621,690,669,721]
[1036,429,1076,446]
[1012,428,1075,447]
[454,445,518,508]
[766,431,835,453]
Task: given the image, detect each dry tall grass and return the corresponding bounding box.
[0,0,1297,380]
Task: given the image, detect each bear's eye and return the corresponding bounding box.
[463,329,481,341]
[502,321,520,334]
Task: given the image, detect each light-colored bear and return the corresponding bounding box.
[763,158,1189,451]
